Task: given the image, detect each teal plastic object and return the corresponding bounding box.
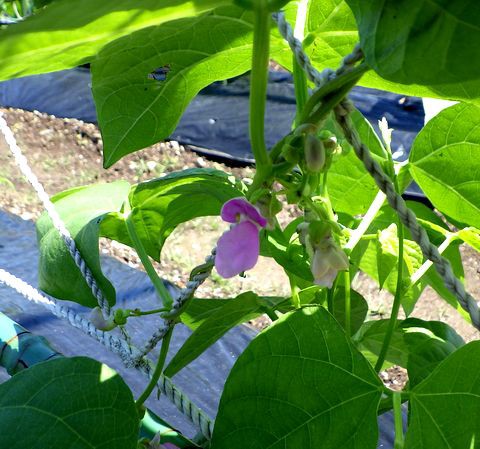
[0,312,60,375]
[0,311,198,448]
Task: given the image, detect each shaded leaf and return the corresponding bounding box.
[165,292,260,377]
[260,220,313,282]
[0,357,139,449]
[37,181,130,307]
[346,0,480,86]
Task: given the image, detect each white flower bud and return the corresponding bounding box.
[311,244,349,288]
[89,307,116,331]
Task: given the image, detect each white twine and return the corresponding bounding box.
[0,114,111,317]
[0,268,214,438]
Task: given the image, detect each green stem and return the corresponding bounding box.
[263,308,279,321]
[126,215,173,310]
[128,307,169,317]
[249,1,272,175]
[136,327,173,411]
[289,273,301,309]
[393,391,405,449]
[374,180,404,373]
[327,276,338,315]
[292,0,309,126]
[344,270,351,337]
[293,60,309,127]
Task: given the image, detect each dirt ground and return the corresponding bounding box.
[1,107,480,389]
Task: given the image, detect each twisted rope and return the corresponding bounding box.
[0,268,214,438]
[139,251,216,357]
[273,12,480,329]
[0,114,111,318]
[334,103,480,328]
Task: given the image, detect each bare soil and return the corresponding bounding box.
[1,107,480,390]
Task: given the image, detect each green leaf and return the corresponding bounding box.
[101,169,241,261]
[355,320,409,369]
[181,294,288,330]
[354,318,464,373]
[355,201,465,315]
[260,220,313,282]
[92,5,260,166]
[165,292,261,377]
[140,409,199,448]
[275,0,480,103]
[421,243,467,319]
[405,342,480,449]
[0,0,228,81]
[329,287,368,335]
[358,233,424,315]
[345,0,480,86]
[37,181,130,307]
[327,109,387,215]
[402,318,465,386]
[376,224,400,289]
[181,298,235,331]
[410,103,480,228]
[0,357,138,449]
[211,306,383,449]
[457,227,480,252]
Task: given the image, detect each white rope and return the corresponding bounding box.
[0,114,214,438]
[0,268,214,438]
[0,114,111,318]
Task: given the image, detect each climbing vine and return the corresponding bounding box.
[1,1,480,448]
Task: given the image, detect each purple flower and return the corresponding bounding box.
[215,198,267,278]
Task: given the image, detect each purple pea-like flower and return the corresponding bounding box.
[215,197,267,278]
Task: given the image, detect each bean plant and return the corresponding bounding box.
[1,0,480,448]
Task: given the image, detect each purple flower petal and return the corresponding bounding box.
[215,221,260,278]
[221,197,267,228]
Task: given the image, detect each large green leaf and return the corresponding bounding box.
[92,5,259,166]
[211,306,383,449]
[275,0,480,103]
[0,357,139,449]
[345,0,480,86]
[101,168,241,261]
[165,292,261,377]
[410,103,480,228]
[37,181,130,307]
[405,342,480,449]
[0,0,227,81]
